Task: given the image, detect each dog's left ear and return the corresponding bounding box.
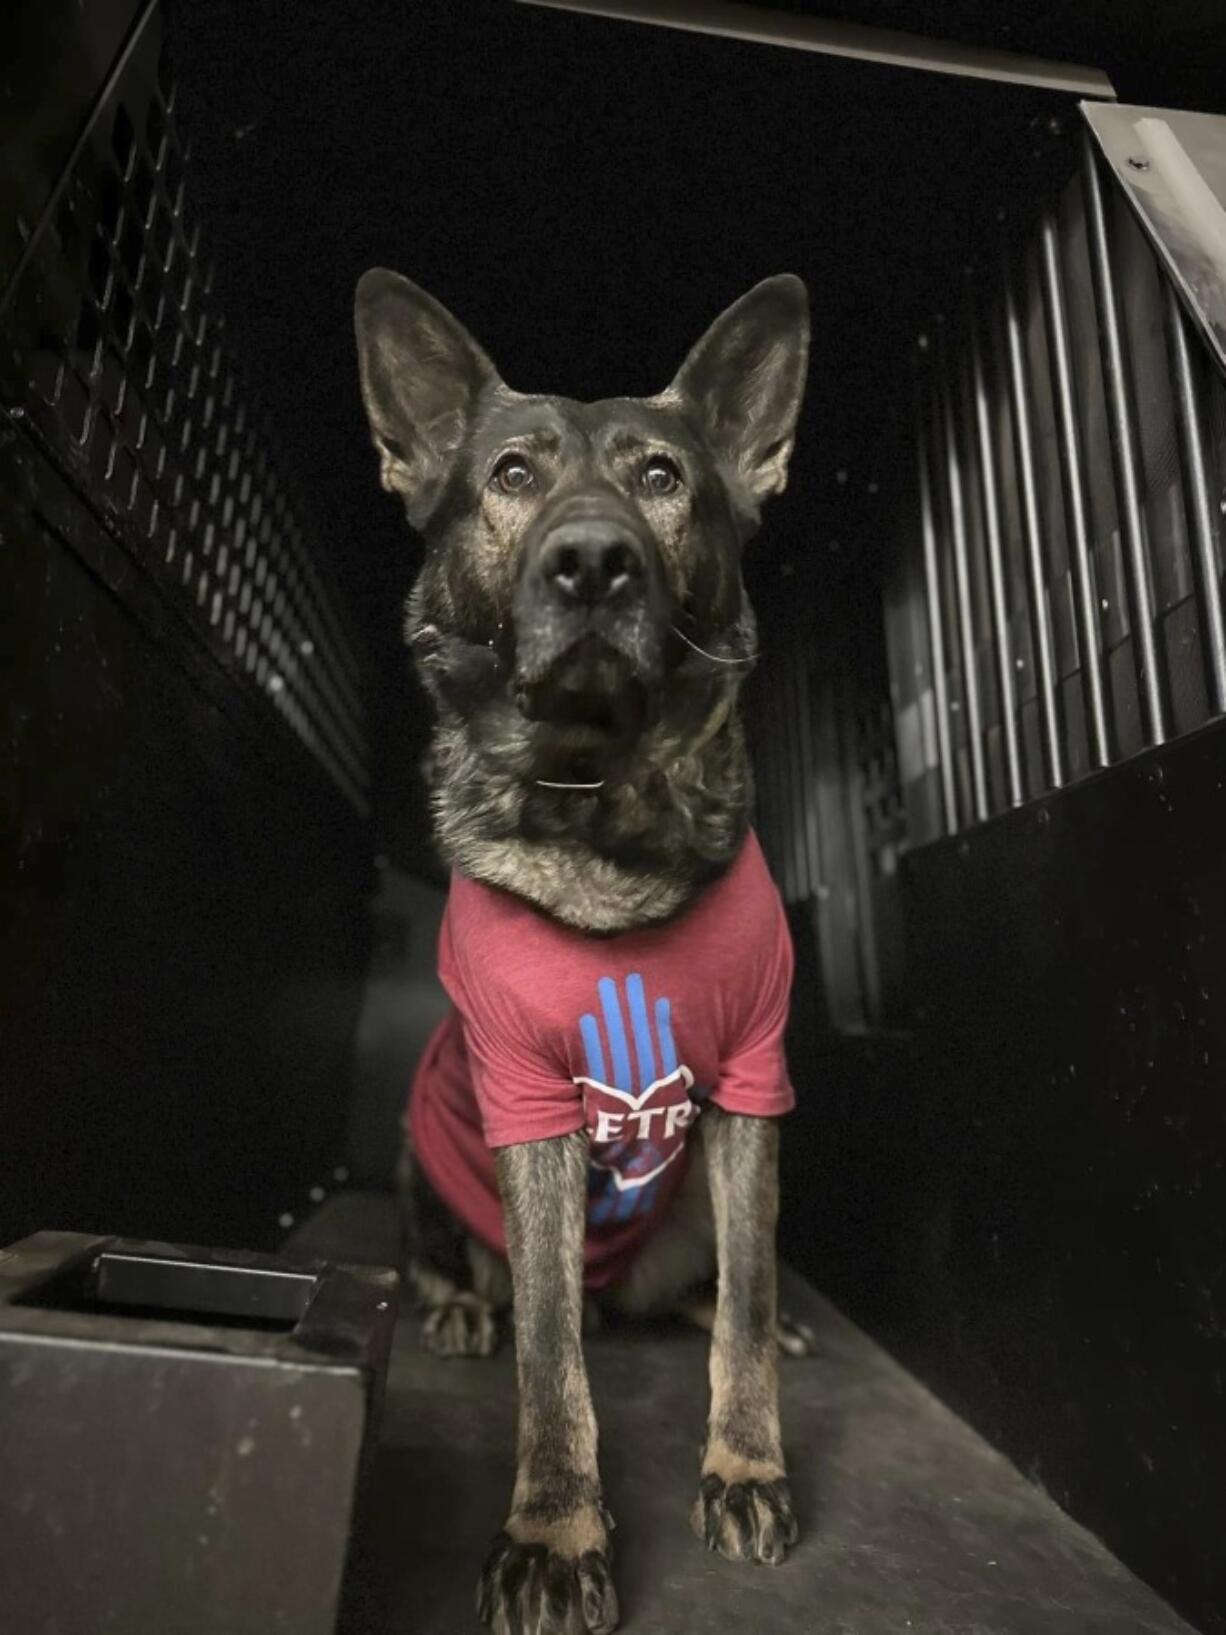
[355,269,501,528]
[666,274,809,503]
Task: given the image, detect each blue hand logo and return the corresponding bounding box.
[578,973,696,1227]
[581,972,678,1095]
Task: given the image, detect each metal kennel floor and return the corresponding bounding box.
[289,1194,1195,1635]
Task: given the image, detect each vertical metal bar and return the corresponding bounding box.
[1002,245,1066,789]
[785,647,810,900]
[967,280,1024,806]
[917,402,958,834]
[1039,211,1113,767]
[761,694,781,876]
[937,332,990,822]
[752,690,775,861]
[1165,285,1226,716]
[837,674,879,1027]
[794,644,824,893]
[808,670,849,1020]
[771,668,796,902]
[1081,132,1168,747]
[794,647,815,898]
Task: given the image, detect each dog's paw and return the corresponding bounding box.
[477,1531,618,1634]
[692,1473,798,1566]
[420,1291,498,1358]
[776,1310,818,1358]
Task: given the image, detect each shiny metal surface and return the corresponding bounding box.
[1084,101,1226,380]
[1038,213,1112,768]
[514,0,1117,96]
[1081,133,1168,747]
[1165,284,1226,715]
[917,410,958,835]
[1002,252,1066,790]
[939,356,989,823]
[967,285,1025,806]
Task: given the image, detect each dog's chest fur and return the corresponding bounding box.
[426,685,753,932]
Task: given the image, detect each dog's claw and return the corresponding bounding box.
[420,1293,499,1358]
[777,1310,818,1358]
[478,1532,618,1634]
[692,1473,798,1566]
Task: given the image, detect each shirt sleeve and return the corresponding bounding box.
[459,999,587,1150]
[709,898,796,1118]
[440,918,585,1150]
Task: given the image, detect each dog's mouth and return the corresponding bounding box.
[514,635,652,749]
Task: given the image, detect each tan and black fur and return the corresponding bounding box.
[356,270,811,1634]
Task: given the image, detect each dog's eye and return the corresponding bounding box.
[642,457,682,497]
[492,455,535,495]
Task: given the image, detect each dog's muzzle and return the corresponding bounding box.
[512,508,669,738]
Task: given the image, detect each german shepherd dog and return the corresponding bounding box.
[355,270,810,1634]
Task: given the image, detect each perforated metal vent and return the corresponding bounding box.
[1,13,369,813]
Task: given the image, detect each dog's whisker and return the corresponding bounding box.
[536,778,606,791]
[670,624,759,666]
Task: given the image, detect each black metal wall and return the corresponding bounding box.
[759,117,1226,1635]
[0,2,374,1251]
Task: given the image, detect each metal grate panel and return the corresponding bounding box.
[0,9,369,814]
[888,122,1226,848]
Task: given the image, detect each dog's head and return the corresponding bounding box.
[355,272,808,779]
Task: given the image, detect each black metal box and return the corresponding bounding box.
[0,1231,398,1635]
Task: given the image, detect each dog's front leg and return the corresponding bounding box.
[477,1131,618,1635]
[693,1107,798,1565]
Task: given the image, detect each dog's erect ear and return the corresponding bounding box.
[666,274,809,503]
[355,270,500,527]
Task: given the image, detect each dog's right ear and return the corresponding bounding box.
[355,270,500,528]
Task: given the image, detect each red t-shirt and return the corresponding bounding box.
[406,829,795,1290]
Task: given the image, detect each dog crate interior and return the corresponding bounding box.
[4,1,1226,1631]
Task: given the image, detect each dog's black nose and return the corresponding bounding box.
[537,523,646,608]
